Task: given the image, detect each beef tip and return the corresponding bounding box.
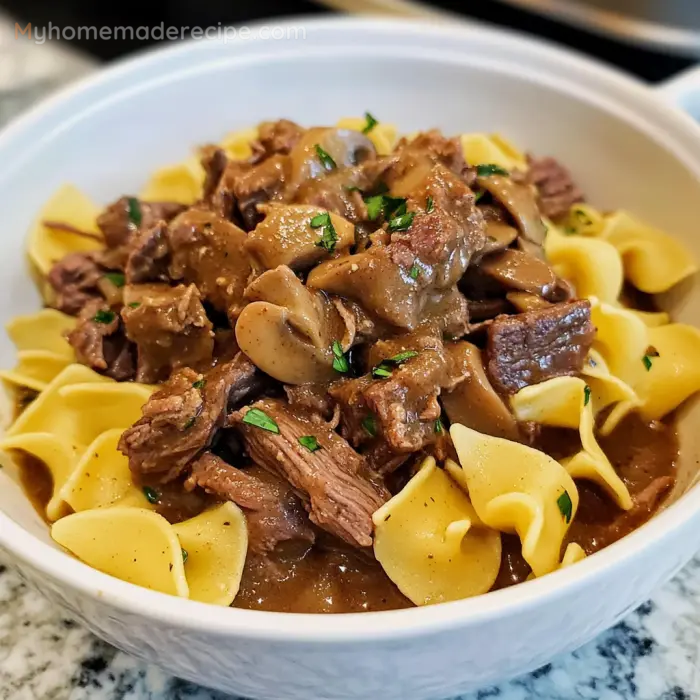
[486,299,595,394]
[67,299,135,380]
[234,154,289,230]
[330,330,449,454]
[200,146,229,203]
[527,155,585,221]
[120,353,261,482]
[167,207,252,322]
[125,221,171,284]
[186,453,315,555]
[284,384,335,420]
[255,119,305,157]
[208,154,254,222]
[47,251,104,315]
[121,283,214,383]
[231,399,388,548]
[96,196,186,267]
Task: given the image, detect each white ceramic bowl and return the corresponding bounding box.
[2,17,700,700]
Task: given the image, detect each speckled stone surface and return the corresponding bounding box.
[2,549,700,699]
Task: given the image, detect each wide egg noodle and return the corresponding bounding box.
[58,429,151,513]
[372,456,501,605]
[139,155,205,204]
[526,542,587,581]
[544,224,623,304]
[635,324,700,421]
[600,211,697,294]
[27,184,103,276]
[0,350,73,393]
[510,377,633,510]
[449,424,578,577]
[172,502,249,606]
[335,118,398,156]
[219,126,259,160]
[460,133,526,171]
[51,507,189,598]
[6,309,76,358]
[561,204,605,237]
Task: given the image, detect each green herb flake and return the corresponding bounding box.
[242,407,280,434]
[387,211,415,233]
[557,490,573,524]
[362,415,377,437]
[127,196,142,226]
[372,364,393,379]
[362,111,378,134]
[365,194,385,221]
[192,379,206,390]
[93,309,116,324]
[299,436,321,453]
[409,264,420,280]
[332,340,350,374]
[181,548,188,564]
[574,208,593,226]
[142,486,159,504]
[642,354,653,371]
[425,195,434,213]
[564,226,577,235]
[128,302,141,309]
[474,190,485,203]
[583,384,591,407]
[315,144,337,171]
[104,272,125,288]
[184,416,197,430]
[389,350,418,365]
[434,418,444,434]
[476,163,510,178]
[310,211,339,252]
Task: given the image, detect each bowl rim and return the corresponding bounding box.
[1,14,700,643]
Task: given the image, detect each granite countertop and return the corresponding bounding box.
[1,14,700,700]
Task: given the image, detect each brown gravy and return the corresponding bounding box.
[13,410,678,612]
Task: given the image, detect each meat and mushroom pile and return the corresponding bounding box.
[42,120,677,612]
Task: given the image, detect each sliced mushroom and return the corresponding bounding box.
[477,175,547,247]
[480,221,518,257]
[288,127,376,189]
[442,341,520,441]
[236,266,350,384]
[506,291,552,313]
[479,249,557,298]
[245,204,354,272]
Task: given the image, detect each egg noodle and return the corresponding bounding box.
[2,120,699,608]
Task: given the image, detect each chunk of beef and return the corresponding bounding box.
[284,384,335,420]
[186,453,315,555]
[200,146,229,203]
[121,283,214,383]
[67,299,135,380]
[255,119,305,157]
[202,150,254,222]
[167,207,252,321]
[231,399,388,547]
[120,353,261,481]
[47,252,103,315]
[125,221,171,284]
[486,300,595,394]
[234,154,289,230]
[527,155,585,221]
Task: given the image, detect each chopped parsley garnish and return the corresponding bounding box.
[310,211,339,252]
[128,302,141,309]
[434,418,444,434]
[574,208,593,226]
[242,408,280,434]
[583,384,591,407]
[372,364,393,379]
[364,194,407,222]
[642,354,654,371]
[104,272,125,288]
[362,111,378,134]
[93,309,115,324]
[181,548,188,564]
[362,415,377,437]
[315,144,336,171]
[387,211,415,232]
[389,350,418,365]
[425,195,434,213]
[474,190,485,202]
[298,436,321,453]
[365,195,385,221]
[142,486,159,504]
[557,490,573,524]
[409,264,420,280]
[184,416,197,430]
[476,163,510,178]
[332,340,350,374]
[192,379,206,390]
[127,197,142,226]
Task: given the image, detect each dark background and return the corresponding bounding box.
[1,0,694,82]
